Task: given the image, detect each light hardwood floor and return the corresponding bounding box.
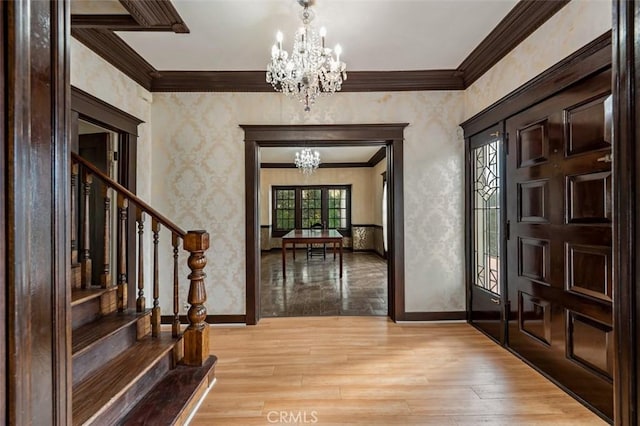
[190,317,607,425]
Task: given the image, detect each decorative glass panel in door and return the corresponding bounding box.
[468,124,504,344]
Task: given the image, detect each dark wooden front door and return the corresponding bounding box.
[506,70,613,420]
[469,124,505,344]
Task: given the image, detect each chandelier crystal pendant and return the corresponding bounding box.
[294,148,321,174]
[266,0,347,111]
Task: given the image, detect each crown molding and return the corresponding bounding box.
[368,147,386,166]
[71,28,156,90]
[457,0,570,87]
[261,162,372,169]
[118,0,189,33]
[71,0,570,93]
[150,70,464,92]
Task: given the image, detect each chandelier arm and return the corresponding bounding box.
[266,0,346,111]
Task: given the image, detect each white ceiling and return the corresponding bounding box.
[107,0,519,71]
[261,145,381,163]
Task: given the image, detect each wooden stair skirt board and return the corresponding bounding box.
[120,355,217,426]
[70,286,215,425]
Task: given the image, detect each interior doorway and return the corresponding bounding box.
[259,146,389,317]
[241,124,408,325]
[77,120,119,287]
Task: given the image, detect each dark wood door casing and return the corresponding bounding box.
[612,1,640,424]
[71,87,142,309]
[241,124,407,325]
[506,70,613,421]
[5,0,71,424]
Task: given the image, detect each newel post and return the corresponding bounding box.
[183,230,210,366]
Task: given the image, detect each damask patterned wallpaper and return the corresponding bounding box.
[151,91,466,314]
[70,0,611,317]
[464,0,612,120]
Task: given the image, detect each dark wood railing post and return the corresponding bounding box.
[172,233,181,338]
[81,169,93,288]
[117,194,129,311]
[151,219,161,337]
[136,209,145,312]
[101,186,111,288]
[183,230,210,366]
[71,163,79,265]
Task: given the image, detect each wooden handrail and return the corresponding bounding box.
[71,152,187,237]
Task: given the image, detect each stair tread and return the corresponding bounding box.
[72,333,178,426]
[121,356,218,426]
[72,311,149,357]
[71,287,114,307]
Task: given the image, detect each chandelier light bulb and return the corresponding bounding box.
[266,0,347,111]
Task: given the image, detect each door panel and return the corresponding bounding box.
[468,125,505,343]
[506,70,613,420]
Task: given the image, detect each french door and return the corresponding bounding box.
[505,70,613,419]
[468,124,505,344]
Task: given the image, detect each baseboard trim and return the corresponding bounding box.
[161,314,247,324]
[402,311,466,321]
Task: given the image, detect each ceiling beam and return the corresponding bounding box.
[118,0,189,33]
[457,0,570,87]
[71,14,182,31]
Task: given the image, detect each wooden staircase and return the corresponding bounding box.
[70,153,216,425]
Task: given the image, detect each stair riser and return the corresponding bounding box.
[72,323,138,386]
[85,352,172,426]
[72,298,101,329]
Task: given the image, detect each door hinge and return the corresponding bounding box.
[505,220,510,240]
[504,132,509,155]
[113,151,119,161]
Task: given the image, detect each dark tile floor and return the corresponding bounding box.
[260,250,388,317]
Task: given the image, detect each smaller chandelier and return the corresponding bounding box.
[294,148,321,174]
[266,0,347,111]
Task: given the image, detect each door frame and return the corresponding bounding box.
[612,2,639,423]
[241,124,408,325]
[71,86,143,309]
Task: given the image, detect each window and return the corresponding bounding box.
[301,188,322,228]
[272,185,351,236]
[471,140,500,295]
[274,188,295,231]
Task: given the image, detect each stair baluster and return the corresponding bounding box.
[152,218,161,337]
[70,153,216,424]
[81,170,93,289]
[183,230,210,366]
[117,194,128,312]
[101,186,111,288]
[71,163,79,266]
[136,209,146,312]
[172,233,181,338]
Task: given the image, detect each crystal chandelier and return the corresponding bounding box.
[294,148,321,174]
[266,0,347,111]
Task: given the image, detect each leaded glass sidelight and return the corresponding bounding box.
[472,140,501,295]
